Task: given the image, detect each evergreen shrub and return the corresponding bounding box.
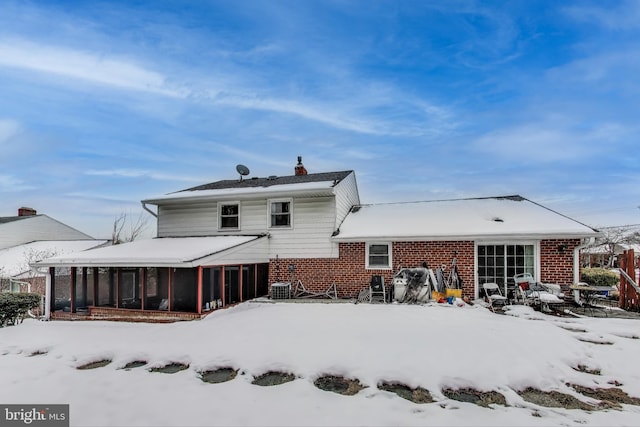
[0,293,41,327]
[580,268,619,288]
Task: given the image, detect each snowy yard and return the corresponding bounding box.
[2,300,640,426]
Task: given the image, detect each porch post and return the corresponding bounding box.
[239,264,244,302]
[254,264,258,298]
[70,267,77,313]
[221,266,226,307]
[141,268,146,311]
[197,266,203,314]
[81,268,88,307]
[92,268,99,306]
[168,268,172,312]
[115,268,121,308]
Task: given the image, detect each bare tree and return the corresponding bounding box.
[112,210,149,245]
[596,225,640,268]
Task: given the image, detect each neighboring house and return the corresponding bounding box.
[0,207,107,301]
[582,242,640,268]
[0,207,93,250]
[35,158,600,321]
[0,240,108,294]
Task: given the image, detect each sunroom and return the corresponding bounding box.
[33,236,270,321]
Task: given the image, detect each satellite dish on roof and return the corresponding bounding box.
[236,164,250,181]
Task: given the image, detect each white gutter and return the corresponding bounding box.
[574,237,596,284]
[141,201,158,218]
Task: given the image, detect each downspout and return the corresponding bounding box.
[574,237,596,284]
[141,201,158,218]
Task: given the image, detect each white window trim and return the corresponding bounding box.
[366,242,393,270]
[218,201,241,231]
[473,240,540,299]
[267,198,293,229]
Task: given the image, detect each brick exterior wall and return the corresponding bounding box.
[269,239,580,299]
[269,241,475,299]
[540,238,581,289]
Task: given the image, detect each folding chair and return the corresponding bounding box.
[369,275,386,303]
[482,282,508,312]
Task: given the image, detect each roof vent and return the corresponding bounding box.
[492,217,504,223]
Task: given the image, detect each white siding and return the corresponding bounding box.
[334,172,360,227]
[156,196,340,258]
[267,196,338,259]
[158,202,218,237]
[0,216,92,249]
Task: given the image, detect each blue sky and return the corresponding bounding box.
[1,0,639,239]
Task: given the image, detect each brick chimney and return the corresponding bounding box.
[18,207,37,216]
[294,156,308,176]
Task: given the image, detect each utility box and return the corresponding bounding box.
[271,282,291,300]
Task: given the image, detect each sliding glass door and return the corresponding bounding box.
[477,244,535,298]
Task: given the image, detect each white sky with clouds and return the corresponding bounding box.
[0,1,639,239]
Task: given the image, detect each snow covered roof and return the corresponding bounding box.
[34,236,269,268]
[0,240,108,278]
[333,195,600,241]
[0,214,94,250]
[143,171,353,204]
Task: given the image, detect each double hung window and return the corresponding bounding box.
[269,199,292,228]
[219,203,240,230]
[366,243,392,269]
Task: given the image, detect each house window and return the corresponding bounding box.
[219,203,240,229]
[367,243,392,269]
[477,244,535,297]
[269,199,292,228]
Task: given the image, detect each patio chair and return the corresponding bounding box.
[513,274,563,313]
[369,275,386,303]
[482,282,508,312]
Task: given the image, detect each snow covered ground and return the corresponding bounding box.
[2,300,640,426]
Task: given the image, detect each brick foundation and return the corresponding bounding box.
[51,306,210,323]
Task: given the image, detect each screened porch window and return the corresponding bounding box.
[367,243,392,269]
[477,244,535,297]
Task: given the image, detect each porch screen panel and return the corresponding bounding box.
[53,267,72,311]
[256,264,269,297]
[172,268,197,312]
[74,268,88,308]
[85,267,94,306]
[97,268,114,307]
[202,267,221,309]
[242,265,256,300]
[225,267,240,305]
[120,269,141,309]
[154,268,169,311]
